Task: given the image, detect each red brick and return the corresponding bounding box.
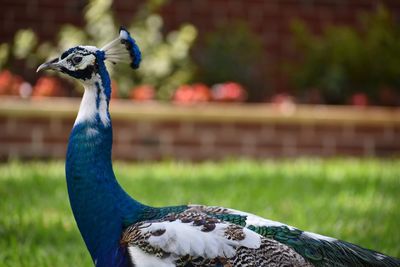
[131,135,161,147]
[1,114,399,159]
[334,146,365,156]
[0,135,31,143]
[172,136,201,146]
[314,125,344,136]
[354,125,385,138]
[42,136,68,144]
[274,124,302,134]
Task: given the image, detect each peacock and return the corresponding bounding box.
[36,27,400,267]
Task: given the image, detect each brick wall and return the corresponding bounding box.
[1,1,400,91]
[0,98,399,161]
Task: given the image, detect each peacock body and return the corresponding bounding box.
[37,28,400,267]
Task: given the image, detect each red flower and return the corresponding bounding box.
[0,70,24,96]
[130,85,155,101]
[32,76,68,98]
[211,82,246,102]
[173,83,211,104]
[173,85,194,104]
[192,83,212,102]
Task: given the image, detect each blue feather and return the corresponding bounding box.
[95,50,111,100]
[119,26,142,69]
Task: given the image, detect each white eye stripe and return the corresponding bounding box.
[59,53,96,71]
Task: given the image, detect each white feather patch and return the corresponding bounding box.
[119,29,129,40]
[127,247,174,267]
[75,74,110,127]
[240,227,263,248]
[138,219,261,260]
[80,45,98,53]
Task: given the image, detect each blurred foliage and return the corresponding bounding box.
[0,0,197,99]
[194,21,267,102]
[290,6,400,105]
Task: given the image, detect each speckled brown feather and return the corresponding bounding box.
[121,208,313,266]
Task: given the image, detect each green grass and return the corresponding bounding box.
[0,159,399,266]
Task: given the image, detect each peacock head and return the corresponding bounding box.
[36,27,141,83]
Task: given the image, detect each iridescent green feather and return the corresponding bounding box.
[122,205,188,228]
[207,213,400,267]
[212,214,247,227]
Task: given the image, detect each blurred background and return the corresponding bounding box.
[0,1,399,266]
[0,0,399,160]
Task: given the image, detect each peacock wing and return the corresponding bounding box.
[120,208,312,267]
[191,205,400,267]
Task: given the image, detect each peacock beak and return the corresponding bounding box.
[36,58,60,73]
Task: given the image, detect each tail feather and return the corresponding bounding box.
[311,238,400,267]
[265,226,400,267]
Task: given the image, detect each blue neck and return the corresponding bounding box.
[65,61,145,266]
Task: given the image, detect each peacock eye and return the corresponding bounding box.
[72,56,83,64]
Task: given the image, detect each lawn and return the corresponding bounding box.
[0,159,399,266]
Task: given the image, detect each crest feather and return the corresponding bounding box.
[101,27,142,69]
